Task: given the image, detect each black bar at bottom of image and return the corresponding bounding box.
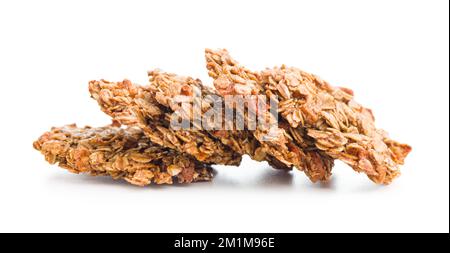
[0,233,448,251]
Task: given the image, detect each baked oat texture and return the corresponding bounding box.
[205,48,411,184]
[206,49,334,182]
[147,69,294,171]
[89,79,242,166]
[33,124,214,186]
[34,48,411,186]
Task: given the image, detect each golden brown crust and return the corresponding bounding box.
[33,124,214,186]
[89,79,242,166]
[206,48,411,184]
[206,49,334,182]
[147,69,293,171]
[261,66,411,184]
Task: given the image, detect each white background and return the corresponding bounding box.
[0,0,448,233]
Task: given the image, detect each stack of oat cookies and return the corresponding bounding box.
[34,49,411,186]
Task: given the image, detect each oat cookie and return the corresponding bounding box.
[33,124,214,186]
